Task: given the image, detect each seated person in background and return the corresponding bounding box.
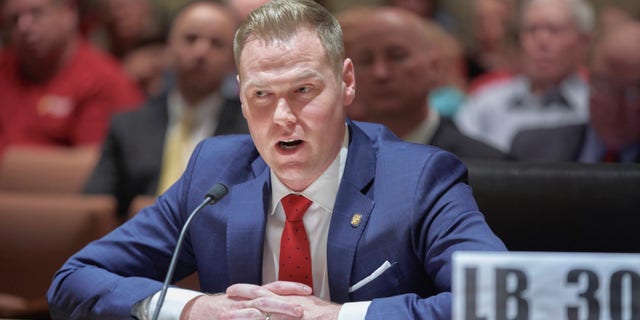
[90,0,164,60]
[90,0,170,97]
[582,21,640,162]
[120,38,170,98]
[422,19,467,118]
[84,1,248,217]
[465,0,520,85]
[454,0,593,153]
[225,0,272,20]
[510,20,640,162]
[48,1,506,319]
[338,6,508,160]
[597,4,635,34]
[385,0,457,34]
[0,0,143,156]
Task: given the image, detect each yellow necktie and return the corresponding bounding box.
[157,111,194,194]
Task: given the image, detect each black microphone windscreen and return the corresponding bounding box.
[207,183,228,202]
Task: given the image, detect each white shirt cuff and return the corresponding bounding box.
[134,288,204,320]
[338,301,371,320]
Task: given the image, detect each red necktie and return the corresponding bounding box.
[278,194,313,289]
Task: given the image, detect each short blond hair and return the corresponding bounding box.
[233,0,344,75]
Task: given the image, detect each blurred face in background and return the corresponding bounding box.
[344,8,434,120]
[1,0,77,64]
[168,3,237,100]
[589,23,640,150]
[387,0,433,19]
[472,0,512,49]
[100,0,153,46]
[226,0,271,20]
[520,0,588,88]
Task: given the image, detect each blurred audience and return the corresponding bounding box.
[87,0,169,97]
[385,0,457,34]
[0,0,143,156]
[339,6,507,159]
[455,0,593,153]
[225,0,272,20]
[597,4,635,34]
[90,0,164,60]
[511,20,640,162]
[465,0,520,86]
[584,20,640,162]
[84,1,248,217]
[422,19,467,118]
[120,39,169,97]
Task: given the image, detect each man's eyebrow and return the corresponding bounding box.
[242,79,266,90]
[293,69,323,82]
[242,69,324,90]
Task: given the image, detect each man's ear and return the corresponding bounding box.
[342,58,356,106]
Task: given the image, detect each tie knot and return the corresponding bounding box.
[281,194,312,221]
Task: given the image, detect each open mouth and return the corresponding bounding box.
[279,139,303,150]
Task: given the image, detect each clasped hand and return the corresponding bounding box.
[181,281,341,320]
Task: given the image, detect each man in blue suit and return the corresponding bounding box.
[47,0,506,319]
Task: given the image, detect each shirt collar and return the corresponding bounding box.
[510,74,586,110]
[269,124,349,215]
[167,89,223,127]
[402,106,440,144]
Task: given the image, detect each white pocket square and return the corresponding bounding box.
[348,260,393,293]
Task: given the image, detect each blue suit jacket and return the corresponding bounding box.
[48,121,506,319]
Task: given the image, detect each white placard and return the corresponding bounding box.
[453,251,640,320]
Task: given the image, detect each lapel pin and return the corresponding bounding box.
[351,213,362,228]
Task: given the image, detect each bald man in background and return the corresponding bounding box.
[84,1,248,216]
[339,6,507,160]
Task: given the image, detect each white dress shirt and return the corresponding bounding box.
[134,125,370,319]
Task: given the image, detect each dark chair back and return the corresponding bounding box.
[465,160,640,252]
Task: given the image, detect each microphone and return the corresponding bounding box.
[151,183,229,320]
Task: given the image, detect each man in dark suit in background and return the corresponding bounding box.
[510,20,640,162]
[84,1,248,216]
[338,6,508,160]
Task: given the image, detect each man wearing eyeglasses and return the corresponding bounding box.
[508,20,639,163]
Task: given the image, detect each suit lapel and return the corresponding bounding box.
[225,159,270,285]
[328,122,376,303]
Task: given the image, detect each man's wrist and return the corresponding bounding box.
[142,288,204,320]
[179,292,226,320]
[179,295,206,320]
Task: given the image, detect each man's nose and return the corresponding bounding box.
[273,98,296,126]
[372,58,390,79]
[192,39,211,57]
